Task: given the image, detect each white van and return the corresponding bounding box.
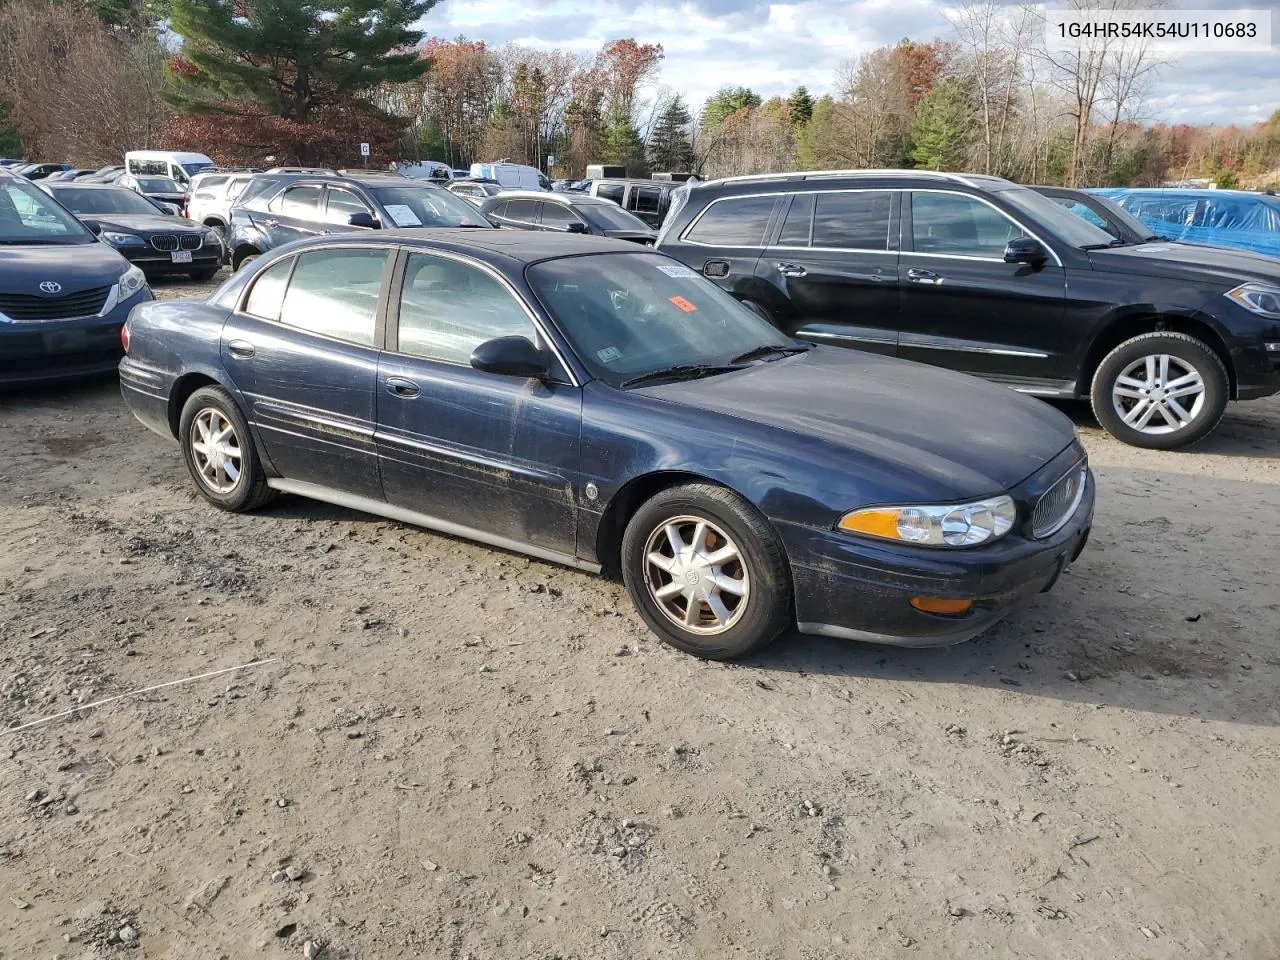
[123,151,215,187]
[469,161,550,191]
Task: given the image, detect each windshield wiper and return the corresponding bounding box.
[621,363,744,389]
[729,343,811,365]
[1081,238,1133,249]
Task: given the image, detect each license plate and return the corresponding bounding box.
[171,250,193,264]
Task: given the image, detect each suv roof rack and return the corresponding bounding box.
[264,166,337,175]
[704,169,1001,187]
[336,168,403,176]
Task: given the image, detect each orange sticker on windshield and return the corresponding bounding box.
[669,296,698,313]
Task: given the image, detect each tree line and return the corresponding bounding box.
[0,0,1276,191]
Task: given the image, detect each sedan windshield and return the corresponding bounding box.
[370,185,490,228]
[583,202,652,232]
[996,186,1116,249]
[137,177,183,193]
[527,252,794,387]
[51,187,160,216]
[0,179,93,244]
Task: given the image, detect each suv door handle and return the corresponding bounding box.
[776,262,808,278]
[907,268,942,285]
[227,340,255,359]
[385,377,420,399]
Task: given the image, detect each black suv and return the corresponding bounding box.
[657,170,1280,448]
[479,191,656,243]
[225,173,492,270]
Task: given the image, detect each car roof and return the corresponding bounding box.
[43,181,127,189]
[281,229,652,266]
[490,190,608,205]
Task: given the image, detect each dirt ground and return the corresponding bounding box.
[2,269,1279,959]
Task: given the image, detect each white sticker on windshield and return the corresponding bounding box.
[1134,244,1171,253]
[597,346,623,364]
[384,204,422,227]
[655,263,698,278]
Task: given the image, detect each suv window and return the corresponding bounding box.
[504,199,538,223]
[397,253,536,365]
[813,191,892,250]
[1050,196,1107,228]
[271,185,325,219]
[192,175,228,198]
[911,192,1024,258]
[540,202,580,228]
[243,257,293,321]
[685,195,776,246]
[325,187,371,224]
[778,194,814,245]
[595,183,625,204]
[278,248,388,345]
[629,186,662,215]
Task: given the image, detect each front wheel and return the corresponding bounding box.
[178,386,275,512]
[621,483,792,660]
[1090,332,1229,449]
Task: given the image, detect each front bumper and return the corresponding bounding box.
[784,463,1095,648]
[0,289,152,386]
[117,245,223,275]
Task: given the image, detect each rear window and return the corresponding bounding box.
[684,195,776,246]
[595,183,625,204]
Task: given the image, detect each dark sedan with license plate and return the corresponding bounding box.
[40,182,223,279]
[119,231,1092,660]
[0,170,152,385]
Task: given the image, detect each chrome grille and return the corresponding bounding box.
[150,234,178,251]
[179,233,202,250]
[1032,461,1088,539]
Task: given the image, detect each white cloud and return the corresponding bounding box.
[420,0,1279,124]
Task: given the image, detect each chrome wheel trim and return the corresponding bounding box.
[643,515,750,636]
[190,407,243,494]
[1111,354,1206,435]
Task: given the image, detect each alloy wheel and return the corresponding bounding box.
[643,515,750,635]
[1111,354,1206,435]
[190,407,243,494]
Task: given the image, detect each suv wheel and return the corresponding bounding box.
[620,483,791,660]
[179,386,275,512]
[1090,332,1228,449]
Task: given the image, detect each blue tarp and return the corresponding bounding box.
[1088,188,1280,258]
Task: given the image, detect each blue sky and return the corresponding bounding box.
[420,0,1280,126]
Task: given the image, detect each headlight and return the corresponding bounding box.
[202,227,221,244]
[118,264,147,299]
[839,495,1017,548]
[1225,282,1280,319]
[102,231,145,248]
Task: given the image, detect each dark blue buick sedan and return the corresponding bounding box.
[119,231,1093,659]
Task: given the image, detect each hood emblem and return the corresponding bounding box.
[38,281,62,294]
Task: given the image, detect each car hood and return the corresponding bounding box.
[0,240,129,294]
[640,347,1076,499]
[1088,241,1280,285]
[85,213,202,233]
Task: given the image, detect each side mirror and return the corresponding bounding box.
[470,336,550,379]
[348,212,380,229]
[159,202,179,215]
[564,221,588,234]
[83,219,102,236]
[1004,236,1048,265]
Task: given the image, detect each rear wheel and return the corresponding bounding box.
[178,386,275,512]
[621,483,791,660]
[1090,332,1229,449]
[233,247,260,271]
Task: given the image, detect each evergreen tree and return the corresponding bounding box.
[700,86,761,130]
[0,100,21,157]
[648,96,694,171]
[600,106,645,170]
[787,85,813,129]
[909,77,975,171]
[168,0,438,121]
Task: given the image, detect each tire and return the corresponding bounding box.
[233,248,260,271]
[190,269,218,282]
[620,483,792,660]
[178,386,275,512]
[1090,331,1229,450]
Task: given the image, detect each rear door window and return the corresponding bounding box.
[243,257,294,321]
[777,193,814,246]
[277,248,389,345]
[684,195,777,246]
[813,191,893,250]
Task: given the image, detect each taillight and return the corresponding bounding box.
[120,322,130,353]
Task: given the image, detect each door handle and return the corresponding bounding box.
[263,218,279,228]
[776,262,808,278]
[907,268,943,285]
[227,340,255,359]
[385,377,420,399]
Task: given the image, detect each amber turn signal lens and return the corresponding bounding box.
[910,597,974,616]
